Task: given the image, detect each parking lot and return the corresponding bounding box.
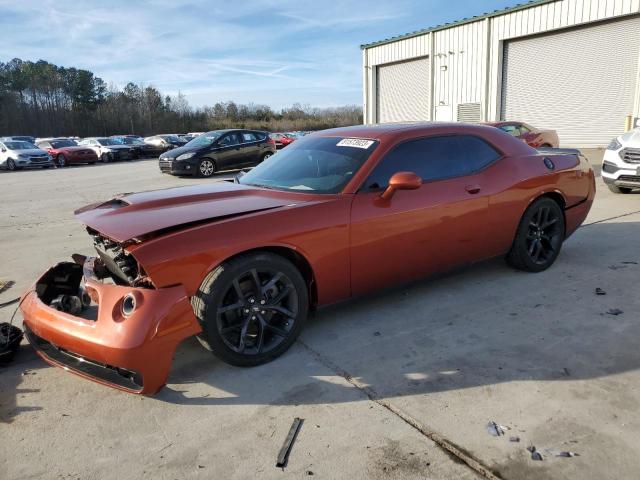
[2,151,640,479]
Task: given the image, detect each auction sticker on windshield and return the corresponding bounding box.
[336,138,375,149]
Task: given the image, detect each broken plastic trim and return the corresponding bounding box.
[24,324,144,391]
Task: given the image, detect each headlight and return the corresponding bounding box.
[18,153,28,158]
[607,138,622,151]
[177,152,196,161]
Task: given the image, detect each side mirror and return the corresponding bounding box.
[380,171,422,201]
[636,118,640,128]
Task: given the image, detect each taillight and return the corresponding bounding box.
[267,137,276,146]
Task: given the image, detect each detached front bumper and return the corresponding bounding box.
[20,258,201,394]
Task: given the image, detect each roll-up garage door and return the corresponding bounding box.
[377,58,430,123]
[501,16,640,147]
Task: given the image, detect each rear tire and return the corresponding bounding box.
[192,253,308,367]
[260,152,273,163]
[57,154,67,167]
[607,184,632,194]
[507,197,565,272]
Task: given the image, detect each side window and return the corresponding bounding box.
[38,142,51,149]
[254,132,267,141]
[241,132,257,143]
[519,124,531,134]
[219,133,240,146]
[499,125,520,137]
[364,135,500,189]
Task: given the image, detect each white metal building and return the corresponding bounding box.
[361,0,640,147]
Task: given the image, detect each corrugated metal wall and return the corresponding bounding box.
[362,0,640,146]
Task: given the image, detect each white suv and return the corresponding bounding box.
[602,120,640,193]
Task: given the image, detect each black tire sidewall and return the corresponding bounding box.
[57,154,66,167]
[193,253,308,367]
[7,159,15,171]
[510,197,565,272]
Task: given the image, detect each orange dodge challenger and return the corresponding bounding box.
[20,123,595,394]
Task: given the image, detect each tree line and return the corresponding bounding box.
[0,58,363,137]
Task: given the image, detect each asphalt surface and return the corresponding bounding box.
[2,150,640,479]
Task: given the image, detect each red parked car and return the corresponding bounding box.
[487,121,559,149]
[20,123,594,394]
[270,133,295,149]
[36,138,99,167]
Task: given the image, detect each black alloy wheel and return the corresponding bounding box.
[192,253,308,366]
[507,197,565,272]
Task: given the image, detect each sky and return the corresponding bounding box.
[0,0,522,110]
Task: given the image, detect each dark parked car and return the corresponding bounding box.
[111,136,158,158]
[144,134,187,155]
[159,129,276,177]
[1,135,36,145]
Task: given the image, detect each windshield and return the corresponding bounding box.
[4,141,36,150]
[185,131,224,148]
[51,139,78,148]
[161,135,183,143]
[97,138,119,146]
[239,136,378,193]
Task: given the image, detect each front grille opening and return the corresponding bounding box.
[35,262,99,321]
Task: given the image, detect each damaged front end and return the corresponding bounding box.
[20,249,201,394]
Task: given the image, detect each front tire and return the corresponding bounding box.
[507,197,565,272]
[57,154,67,167]
[198,158,216,177]
[101,153,110,163]
[6,159,16,171]
[607,184,632,194]
[260,152,273,162]
[191,253,309,367]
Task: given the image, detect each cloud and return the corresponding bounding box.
[0,0,518,109]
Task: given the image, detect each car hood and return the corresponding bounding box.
[160,145,201,158]
[12,148,48,156]
[620,128,640,146]
[74,182,315,243]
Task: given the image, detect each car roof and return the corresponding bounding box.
[314,122,501,140]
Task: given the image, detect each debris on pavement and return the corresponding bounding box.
[0,297,19,309]
[0,280,15,295]
[276,417,304,468]
[594,288,606,295]
[373,331,381,337]
[509,436,520,443]
[527,446,543,461]
[608,264,628,270]
[0,322,24,365]
[544,448,580,458]
[486,421,506,436]
[563,368,571,376]
[621,261,638,265]
[606,308,624,316]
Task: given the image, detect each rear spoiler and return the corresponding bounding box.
[536,147,582,156]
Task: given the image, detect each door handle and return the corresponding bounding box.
[465,185,481,194]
